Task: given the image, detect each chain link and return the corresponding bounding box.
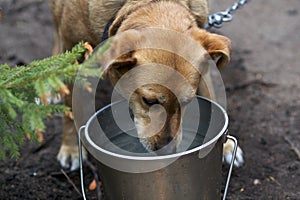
[205,0,250,29]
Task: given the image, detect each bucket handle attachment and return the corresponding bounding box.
[222,135,238,200]
[78,125,87,200]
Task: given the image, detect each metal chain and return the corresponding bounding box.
[205,0,250,29]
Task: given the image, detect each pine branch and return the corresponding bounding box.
[0,41,111,159]
[1,43,86,89]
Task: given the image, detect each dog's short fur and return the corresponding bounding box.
[51,0,243,170]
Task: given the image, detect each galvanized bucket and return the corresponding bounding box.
[78,96,238,200]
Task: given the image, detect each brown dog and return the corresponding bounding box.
[50,0,243,170]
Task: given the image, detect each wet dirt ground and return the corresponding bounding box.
[0,0,299,199]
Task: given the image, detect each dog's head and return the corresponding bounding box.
[102,28,231,153]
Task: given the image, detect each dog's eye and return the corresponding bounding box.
[142,97,159,106]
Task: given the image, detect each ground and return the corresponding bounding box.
[0,0,299,199]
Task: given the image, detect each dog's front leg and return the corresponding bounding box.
[198,69,244,167]
[57,83,87,171]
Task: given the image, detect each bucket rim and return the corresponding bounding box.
[83,96,228,161]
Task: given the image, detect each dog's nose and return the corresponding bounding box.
[155,136,172,148]
[155,137,177,155]
[164,135,173,144]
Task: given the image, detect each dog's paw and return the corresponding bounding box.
[223,139,244,167]
[47,94,62,104]
[57,144,87,171]
[34,94,62,105]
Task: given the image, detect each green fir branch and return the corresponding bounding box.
[0,41,111,159]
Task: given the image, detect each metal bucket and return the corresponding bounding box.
[78,96,238,200]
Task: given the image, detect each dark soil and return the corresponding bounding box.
[0,0,299,199]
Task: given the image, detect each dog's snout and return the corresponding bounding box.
[158,134,173,146]
[153,135,177,153]
[155,139,177,155]
[164,135,173,144]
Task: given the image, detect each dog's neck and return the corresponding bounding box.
[109,1,206,37]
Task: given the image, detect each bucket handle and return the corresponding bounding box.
[78,125,87,200]
[222,135,238,200]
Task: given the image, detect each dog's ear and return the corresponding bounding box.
[109,16,125,37]
[192,29,231,70]
[105,52,137,85]
[102,30,141,85]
